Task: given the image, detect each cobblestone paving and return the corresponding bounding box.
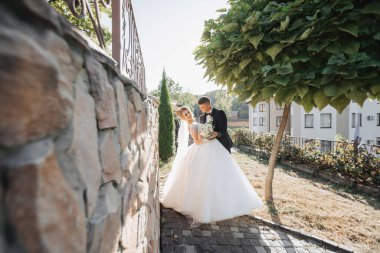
[160,207,343,253]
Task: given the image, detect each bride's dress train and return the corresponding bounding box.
[161,122,262,224]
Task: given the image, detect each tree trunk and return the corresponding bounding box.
[264,103,291,202]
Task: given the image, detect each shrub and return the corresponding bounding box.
[233,130,380,187]
[158,71,174,161]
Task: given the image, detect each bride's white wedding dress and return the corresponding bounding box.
[161,122,262,223]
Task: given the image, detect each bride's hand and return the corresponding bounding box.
[194,139,203,145]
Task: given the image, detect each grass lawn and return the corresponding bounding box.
[159,151,380,253]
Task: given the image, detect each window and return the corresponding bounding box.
[276,103,283,110]
[276,116,282,127]
[259,117,265,126]
[305,114,314,128]
[377,137,380,145]
[321,140,332,153]
[320,113,332,128]
[253,117,257,126]
[259,104,266,112]
[352,113,362,128]
[377,113,380,126]
[252,106,257,113]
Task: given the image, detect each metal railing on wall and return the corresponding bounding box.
[49,0,146,94]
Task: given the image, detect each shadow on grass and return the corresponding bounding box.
[266,199,282,225]
[240,152,380,210]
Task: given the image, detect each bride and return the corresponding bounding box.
[160,106,263,225]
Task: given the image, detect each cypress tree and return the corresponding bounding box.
[158,70,175,161]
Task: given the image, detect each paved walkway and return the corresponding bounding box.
[160,206,341,253]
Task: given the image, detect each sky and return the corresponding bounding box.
[132,0,228,94]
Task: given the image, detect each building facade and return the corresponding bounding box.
[248,99,291,135]
[249,98,380,145]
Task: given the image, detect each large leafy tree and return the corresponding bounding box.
[195,0,380,201]
[158,70,175,161]
[150,76,184,101]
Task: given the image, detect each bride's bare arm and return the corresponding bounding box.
[190,127,203,145]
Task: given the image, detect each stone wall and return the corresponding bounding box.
[0,1,160,252]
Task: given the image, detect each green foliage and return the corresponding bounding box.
[231,128,380,186]
[150,75,201,117]
[158,70,175,161]
[49,0,112,51]
[194,0,380,113]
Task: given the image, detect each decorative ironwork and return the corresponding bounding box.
[118,0,146,93]
[49,0,146,94]
[57,0,111,49]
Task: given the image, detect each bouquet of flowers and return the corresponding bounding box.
[200,116,214,139]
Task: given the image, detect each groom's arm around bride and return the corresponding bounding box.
[198,96,234,153]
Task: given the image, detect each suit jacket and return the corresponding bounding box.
[200,107,234,152]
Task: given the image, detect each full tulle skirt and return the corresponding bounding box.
[161,139,263,223]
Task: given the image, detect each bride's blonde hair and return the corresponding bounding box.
[175,106,195,122]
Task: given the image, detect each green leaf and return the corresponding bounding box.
[248,33,264,49]
[370,84,380,94]
[298,27,314,40]
[324,85,338,96]
[321,75,334,85]
[280,16,290,31]
[357,59,380,68]
[327,53,346,65]
[262,65,274,77]
[322,66,337,75]
[300,92,314,112]
[239,58,251,70]
[272,75,290,86]
[275,88,296,105]
[246,11,261,26]
[307,41,329,52]
[262,87,277,99]
[281,34,297,44]
[324,41,341,54]
[374,32,380,41]
[338,23,358,37]
[254,51,264,62]
[350,90,368,107]
[314,90,330,110]
[222,22,239,32]
[250,93,264,107]
[342,41,360,54]
[232,65,242,78]
[330,95,350,113]
[362,2,380,16]
[275,62,294,75]
[266,44,285,62]
[298,87,309,98]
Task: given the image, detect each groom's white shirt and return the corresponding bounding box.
[205,107,213,123]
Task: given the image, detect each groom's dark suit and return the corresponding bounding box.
[200,107,234,153]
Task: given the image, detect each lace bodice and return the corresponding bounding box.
[189,123,202,135]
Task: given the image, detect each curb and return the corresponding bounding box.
[249,215,358,253]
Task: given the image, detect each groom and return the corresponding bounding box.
[198,96,234,153]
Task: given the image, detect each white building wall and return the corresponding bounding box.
[249,102,269,133]
[346,99,380,144]
[251,99,380,143]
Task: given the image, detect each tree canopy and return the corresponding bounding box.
[194,0,380,113]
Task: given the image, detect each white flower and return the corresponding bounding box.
[201,122,214,139]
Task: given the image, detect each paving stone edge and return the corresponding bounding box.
[249,215,358,253]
